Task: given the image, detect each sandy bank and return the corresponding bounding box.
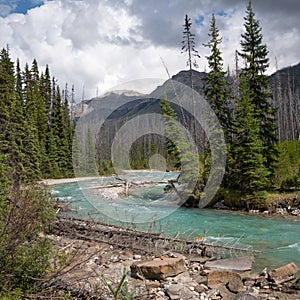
[41,176,104,186]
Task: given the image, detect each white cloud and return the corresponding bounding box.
[0,0,299,100]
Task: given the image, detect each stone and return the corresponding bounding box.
[218,285,237,300]
[202,246,217,258]
[207,271,244,293]
[130,255,186,280]
[227,275,244,293]
[268,262,299,284]
[195,284,207,293]
[205,256,254,272]
[292,278,300,290]
[233,292,260,300]
[166,283,196,300]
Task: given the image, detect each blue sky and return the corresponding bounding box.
[0,0,299,100]
[0,0,44,16]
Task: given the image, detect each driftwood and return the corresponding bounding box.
[53,217,260,257]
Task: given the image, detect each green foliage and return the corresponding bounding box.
[241,191,270,210]
[101,268,135,300]
[203,14,233,144]
[274,140,300,189]
[160,96,181,169]
[160,95,201,205]
[0,47,73,181]
[181,14,200,73]
[0,184,55,292]
[238,0,278,178]
[233,73,271,201]
[99,160,115,176]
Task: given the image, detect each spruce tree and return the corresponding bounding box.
[234,73,270,207]
[0,48,15,155]
[203,14,233,143]
[202,15,233,188]
[181,14,200,87]
[181,14,200,143]
[239,0,277,178]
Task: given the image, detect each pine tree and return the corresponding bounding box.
[239,0,278,178]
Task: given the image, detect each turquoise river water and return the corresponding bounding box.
[52,171,300,272]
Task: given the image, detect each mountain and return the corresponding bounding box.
[270,62,300,140]
[75,65,300,166]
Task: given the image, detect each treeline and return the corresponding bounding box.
[0,48,67,294]
[0,48,74,182]
[93,1,299,208]
[168,1,299,208]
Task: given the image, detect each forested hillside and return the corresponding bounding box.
[0,48,74,181]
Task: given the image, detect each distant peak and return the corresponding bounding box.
[102,89,145,97]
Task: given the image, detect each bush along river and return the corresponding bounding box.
[50,171,300,273]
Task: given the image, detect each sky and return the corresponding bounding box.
[0,0,299,101]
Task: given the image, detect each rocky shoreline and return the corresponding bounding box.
[38,217,300,300]
[213,191,300,218]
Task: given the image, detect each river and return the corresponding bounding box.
[51,171,300,272]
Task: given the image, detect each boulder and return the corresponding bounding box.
[130,255,186,280]
[268,262,299,284]
[207,271,244,293]
[205,256,254,272]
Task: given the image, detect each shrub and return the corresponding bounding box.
[0,183,55,293]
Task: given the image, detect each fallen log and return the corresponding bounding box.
[53,217,260,256]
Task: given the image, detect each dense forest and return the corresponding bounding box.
[0,47,73,293]
[0,48,74,182]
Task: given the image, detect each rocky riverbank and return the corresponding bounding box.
[214,191,300,217]
[38,217,300,299]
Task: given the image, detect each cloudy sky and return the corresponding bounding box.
[0,0,299,101]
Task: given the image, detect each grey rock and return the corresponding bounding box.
[166,283,196,300]
[205,256,254,272]
[234,292,260,300]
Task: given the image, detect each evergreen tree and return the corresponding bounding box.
[202,14,234,188]
[160,96,181,169]
[234,73,270,207]
[181,14,200,143]
[181,14,200,87]
[203,14,233,143]
[160,95,201,207]
[0,48,15,155]
[23,63,42,179]
[239,0,278,178]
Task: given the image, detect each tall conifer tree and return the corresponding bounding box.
[203,14,233,143]
[234,74,270,206]
[239,0,277,178]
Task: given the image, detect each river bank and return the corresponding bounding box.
[45,175,300,218]
[39,217,300,299]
